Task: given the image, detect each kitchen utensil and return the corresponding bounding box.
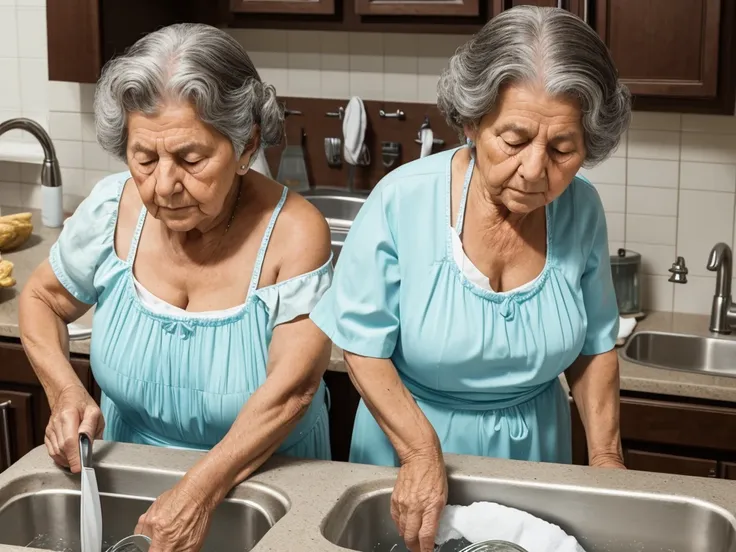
[610,248,641,315]
[107,534,152,552]
[79,433,102,552]
[276,129,310,192]
[459,541,528,552]
[381,141,401,169]
[325,137,342,167]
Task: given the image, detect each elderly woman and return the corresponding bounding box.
[19,23,332,550]
[311,6,630,552]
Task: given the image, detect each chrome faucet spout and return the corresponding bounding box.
[0,117,62,189]
[707,242,736,334]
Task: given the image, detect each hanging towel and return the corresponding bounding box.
[419,126,434,158]
[342,97,368,165]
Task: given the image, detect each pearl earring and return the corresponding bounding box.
[240,165,247,170]
[466,137,475,148]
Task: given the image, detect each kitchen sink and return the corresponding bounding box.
[322,476,736,552]
[622,331,736,378]
[0,466,288,552]
[302,189,367,263]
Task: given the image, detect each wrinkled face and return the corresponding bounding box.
[467,84,586,214]
[127,100,254,232]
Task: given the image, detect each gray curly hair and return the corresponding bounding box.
[94,23,283,160]
[437,6,631,167]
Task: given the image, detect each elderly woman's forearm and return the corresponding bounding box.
[565,350,622,461]
[186,368,324,504]
[19,282,86,405]
[345,353,440,463]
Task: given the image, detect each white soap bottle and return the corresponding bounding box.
[41,161,64,228]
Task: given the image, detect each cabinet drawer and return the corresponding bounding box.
[624,449,718,478]
[620,397,736,453]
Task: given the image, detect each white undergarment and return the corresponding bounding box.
[132,276,243,320]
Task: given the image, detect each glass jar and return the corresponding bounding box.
[610,248,641,315]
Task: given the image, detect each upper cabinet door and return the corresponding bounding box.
[355,0,479,16]
[493,0,585,18]
[231,0,335,14]
[595,0,722,97]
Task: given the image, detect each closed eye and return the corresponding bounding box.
[138,159,156,166]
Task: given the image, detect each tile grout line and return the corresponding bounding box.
[671,114,683,311]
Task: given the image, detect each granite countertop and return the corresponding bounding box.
[3,207,736,402]
[2,441,736,551]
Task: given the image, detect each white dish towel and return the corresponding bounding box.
[435,502,586,552]
[342,96,368,165]
[617,316,637,342]
[419,126,434,158]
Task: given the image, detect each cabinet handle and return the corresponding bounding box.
[557,0,562,8]
[0,400,11,469]
[583,0,589,24]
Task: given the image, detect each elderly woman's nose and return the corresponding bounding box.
[518,146,547,181]
[154,159,183,197]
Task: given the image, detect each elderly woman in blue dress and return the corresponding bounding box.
[311,6,631,552]
[19,24,332,551]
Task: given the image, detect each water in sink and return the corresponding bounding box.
[0,488,282,552]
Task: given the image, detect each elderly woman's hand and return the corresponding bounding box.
[45,383,104,473]
[392,450,448,552]
[135,478,215,552]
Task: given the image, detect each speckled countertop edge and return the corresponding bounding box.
[3,208,736,402]
[2,442,736,551]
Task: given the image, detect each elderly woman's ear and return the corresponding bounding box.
[237,129,261,175]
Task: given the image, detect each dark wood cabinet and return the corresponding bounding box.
[623,449,718,478]
[594,0,735,113]
[232,0,335,14]
[493,0,585,18]
[595,0,722,98]
[47,0,227,83]
[572,392,736,479]
[356,0,479,17]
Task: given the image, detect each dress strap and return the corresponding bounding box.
[247,186,289,296]
[126,207,148,265]
[454,156,475,235]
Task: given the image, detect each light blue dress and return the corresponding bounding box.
[310,147,618,467]
[50,172,332,458]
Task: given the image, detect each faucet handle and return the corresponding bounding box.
[668,256,688,284]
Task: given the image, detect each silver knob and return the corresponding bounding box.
[668,256,688,284]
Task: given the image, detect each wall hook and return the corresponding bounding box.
[326,106,345,120]
[379,109,405,120]
[413,115,445,146]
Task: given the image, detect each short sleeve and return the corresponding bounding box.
[255,259,334,331]
[49,173,126,304]
[310,179,401,358]
[577,179,619,355]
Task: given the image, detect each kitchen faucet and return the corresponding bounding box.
[707,242,736,334]
[0,118,63,226]
[0,118,61,189]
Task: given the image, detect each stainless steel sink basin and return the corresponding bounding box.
[302,189,367,263]
[622,331,736,378]
[322,476,736,552]
[0,466,287,552]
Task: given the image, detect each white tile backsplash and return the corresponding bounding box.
[626,186,678,217]
[626,159,679,188]
[627,130,680,161]
[626,214,677,246]
[16,7,46,59]
[677,190,735,277]
[49,81,81,112]
[641,275,674,312]
[605,212,625,243]
[680,132,736,164]
[674,275,716,315]
[680,161,736,193]
[0,59,21,110]
[580,157,626,185]
[49,111,82,141]
[593,184,626,213]
[629,112,681,132]
[19,57,47,112]
[0,8,18,58]
[626,242,676,276]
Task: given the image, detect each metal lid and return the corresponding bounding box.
[610,248,641,266]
